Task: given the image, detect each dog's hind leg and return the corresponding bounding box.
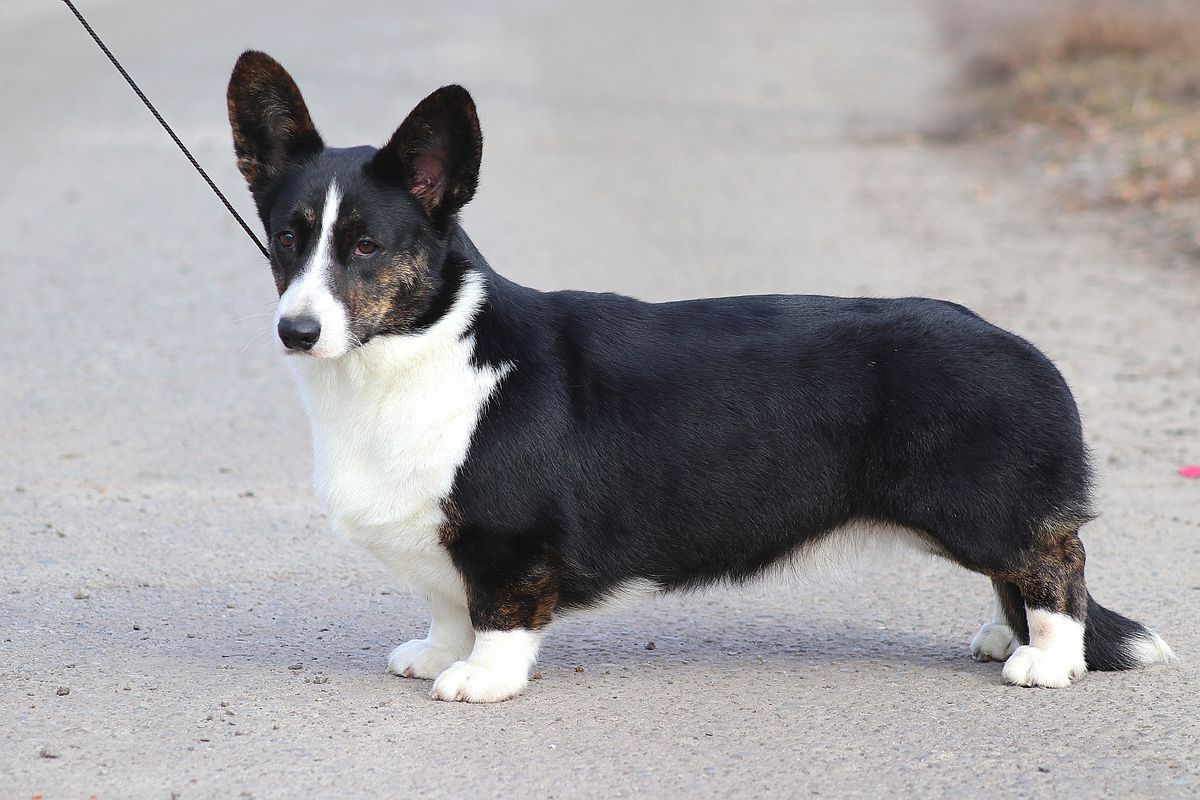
[997,521,1175,682]
[998,520,1090,688]
[947,515,1172,685]
[970,580,1023,663]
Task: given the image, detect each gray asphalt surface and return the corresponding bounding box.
[2,1,1198,797]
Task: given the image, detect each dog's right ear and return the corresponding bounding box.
[227,51,323,198]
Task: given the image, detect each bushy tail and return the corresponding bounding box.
[1084,593,1176,671]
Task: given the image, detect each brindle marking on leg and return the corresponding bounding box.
[993,515,1092,620]
[470,560,562,631]
[438,498,463,548]
[994,580,1029,643]
[439,500,562,631]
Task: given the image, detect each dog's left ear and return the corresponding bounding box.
[372,85,482,224]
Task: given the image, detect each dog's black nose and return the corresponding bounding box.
[278,316,321,351]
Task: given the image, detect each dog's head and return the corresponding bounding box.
[227,51,481,358]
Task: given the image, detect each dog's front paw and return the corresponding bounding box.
[429,660,529,703]
[970,622,1019,662]
[1002,645,1086,688]
[387,639,462,680]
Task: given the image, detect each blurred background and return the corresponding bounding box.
[2,0,1197,797]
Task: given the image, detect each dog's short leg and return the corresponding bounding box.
[1001,524,1089,688]
[428,558,558,702]
[970,580,1021,662]
[430,532,560,702]
[387,593,475,680]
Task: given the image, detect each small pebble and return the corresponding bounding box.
[311,675,330,684]
[645,641,656,651]
[574,665,586,673]
[73,588,90,600]
[39,745,60,759]
[56,686,70,696]
[530,672,544,680]
[288,663,304,671]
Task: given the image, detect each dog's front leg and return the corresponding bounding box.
[387,593,475,680]
[428,571,555,703]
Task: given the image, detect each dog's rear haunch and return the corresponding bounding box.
[227,51,1175,702]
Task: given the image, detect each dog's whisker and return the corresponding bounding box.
[227,311,275,324]
[238,327,271,355]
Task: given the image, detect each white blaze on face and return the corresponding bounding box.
[275,179,352,358]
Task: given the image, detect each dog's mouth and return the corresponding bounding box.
[282,344,347,359]
[279,332,374,360]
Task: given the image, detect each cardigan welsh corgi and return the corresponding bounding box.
[227,51,1174,702]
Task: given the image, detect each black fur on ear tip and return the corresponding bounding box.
[227,50,288,97]
[231,49,273,72]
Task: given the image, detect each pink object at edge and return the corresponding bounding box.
[1179,465,1200,479]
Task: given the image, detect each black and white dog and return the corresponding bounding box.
[227,52,1174,702]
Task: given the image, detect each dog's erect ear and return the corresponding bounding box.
[371,85,482,223]
[227,51,323,198]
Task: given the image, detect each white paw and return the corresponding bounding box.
[971,622,1019,662]
[387,639,463,680]
[429,660,529,703]
[1002,644,1087,688]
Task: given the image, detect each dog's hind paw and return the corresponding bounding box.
[970,622,1019,662]
[1002,645,1086,688]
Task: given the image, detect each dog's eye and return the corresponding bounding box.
[275,231,295,249]
[355,239,378,256]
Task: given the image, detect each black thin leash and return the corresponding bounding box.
[60,0,269,258]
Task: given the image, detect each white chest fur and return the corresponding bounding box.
[287,273,508,597]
